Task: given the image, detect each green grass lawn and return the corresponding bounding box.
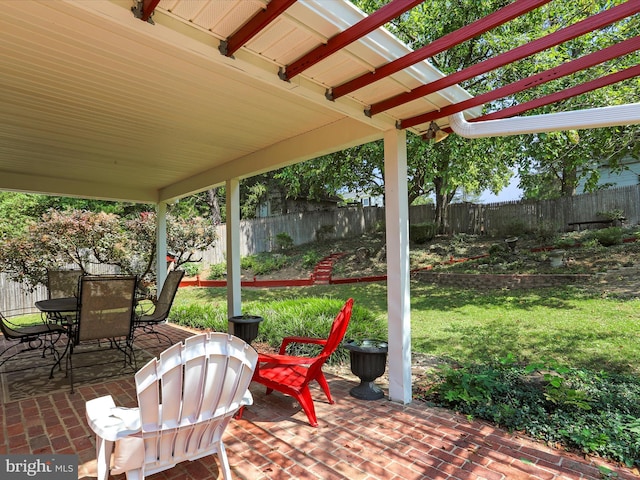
[172,282,640,467]
[173,281,640,375]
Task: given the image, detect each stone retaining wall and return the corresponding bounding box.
[413,271,592,289]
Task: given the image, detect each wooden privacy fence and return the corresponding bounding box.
[3,185,640,314]
[440,185,640,236]
[1,264,119,318]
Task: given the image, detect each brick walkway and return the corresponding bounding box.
[1,323,637,480]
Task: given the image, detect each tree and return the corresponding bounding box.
[477,0,640,199]
[352,0,639,207]
[518,126,640,200]
[275,143,385,202]
[0,209,216,291]
[0,192,149,238]
[172,188,226,224]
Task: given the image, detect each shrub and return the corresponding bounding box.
[302,250,322,268]
[502,218,527,237]
[410,222,437,244]
[488,243,505,256]
[274,232,293,251]
[597,209,625,221]
[241,252,288,275]
[316,225,335,241]
[534,221,557,244]
[594,227,623,247]
[554,236,577,249]
[181,262,202,277]
[421,356,640,468]
[207,262,227,279]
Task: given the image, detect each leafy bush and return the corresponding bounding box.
[181,262,202,277]
[593,227,623,247]
[241,252,288,275]
[554,236,577,249]
[534,221,557,244]
[421,356,640,468]
[316,225,335,241]
[302,250,322,268]
[274,232,293,251]
[597,209,625,221]
[409,222,437,244]
[207,262,227,279]
[502,218,527,237]
[488,243,505,256]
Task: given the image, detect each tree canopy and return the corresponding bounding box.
[0,206,216,292]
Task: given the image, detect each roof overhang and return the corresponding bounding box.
[1,0,637,205]
[0,0,472,204]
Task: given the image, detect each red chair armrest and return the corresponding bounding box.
[257,352,315,366]
[279,336,327,354]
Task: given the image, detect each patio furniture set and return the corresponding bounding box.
[0,269,185,393]
[0,271,360,479]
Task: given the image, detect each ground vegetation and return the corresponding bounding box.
[186,226,640,470]
[204,225,640,289]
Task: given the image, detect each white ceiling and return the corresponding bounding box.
[0,0,472,204]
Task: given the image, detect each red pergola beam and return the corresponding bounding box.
[139,0,161,22]
[369,1,640,116]
[281,0,424,81]
[328,0,551,101]
[220,0,298,57]
[399,35,640,129]
[473,64,640,122]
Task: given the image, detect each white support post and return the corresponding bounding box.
[156,202,168,292]
[384,128,412,403]
[226,178,242,317]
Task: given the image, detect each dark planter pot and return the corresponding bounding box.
[343,339,388,400]
[228,315,263,345]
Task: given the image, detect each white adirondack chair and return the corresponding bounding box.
[86,332,258,480]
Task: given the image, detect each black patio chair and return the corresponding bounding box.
[134,270,184,346]
[46,269,83,324]
[0,310,67,375]
[67,275,138,393]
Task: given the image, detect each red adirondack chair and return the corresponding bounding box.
[250,298,354,427]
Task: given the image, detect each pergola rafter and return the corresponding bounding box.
[280,0,423,81]
[367,1,640,117]
[473,64,640,123]
[137,0,639,136]
[219,0,298,57]
[328,0,552,101]
[399,35,640,130]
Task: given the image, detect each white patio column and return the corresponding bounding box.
[226,178,242,317]
[384,128,412,403]
[156,202,168,292]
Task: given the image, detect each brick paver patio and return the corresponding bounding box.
[0,323,637,480]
